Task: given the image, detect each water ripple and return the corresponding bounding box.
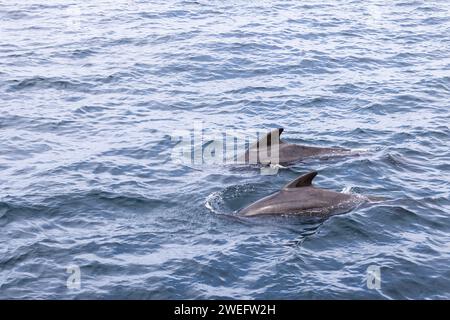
[0,0,449,299]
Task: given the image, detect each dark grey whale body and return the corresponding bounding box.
[240,128,351,166]
[239,171,364,217]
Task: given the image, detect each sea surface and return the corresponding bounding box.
[0,0,449,299]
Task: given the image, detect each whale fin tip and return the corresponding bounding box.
[251,128,284,149]
[284,171,318,189]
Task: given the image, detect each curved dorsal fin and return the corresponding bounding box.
[251,128,284,149]
[283,171,318,189]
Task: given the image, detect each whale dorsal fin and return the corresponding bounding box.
[283,171,318,189]
[250,128,284,149]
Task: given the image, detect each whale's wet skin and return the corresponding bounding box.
[1,1,450,299]
[240,128,355,166]
[238,172,368,217]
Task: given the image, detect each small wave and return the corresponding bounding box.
[70,49,97,59]
[7,77,91,92]
[74,105,109,115]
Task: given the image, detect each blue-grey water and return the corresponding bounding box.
[1,0,449,299]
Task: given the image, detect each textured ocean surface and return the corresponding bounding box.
[1,0,449,299]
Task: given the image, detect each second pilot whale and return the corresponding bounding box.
[239,128,353,166]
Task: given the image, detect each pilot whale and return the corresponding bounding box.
[239,171,366,217]
[239,128,352,166]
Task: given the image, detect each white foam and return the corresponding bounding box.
[350,148,370,153]
[341,186,353,194]
[204,191,222,214]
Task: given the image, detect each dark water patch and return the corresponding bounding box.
[69,49,98,59]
